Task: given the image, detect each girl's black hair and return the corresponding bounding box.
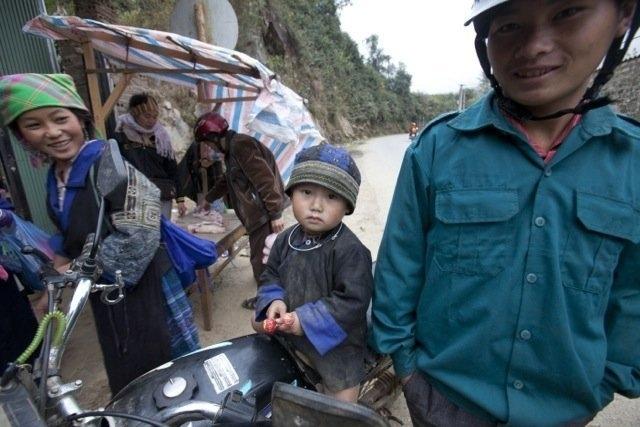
[70,108,97,140]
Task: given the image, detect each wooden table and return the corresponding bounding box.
[173,211,247,331]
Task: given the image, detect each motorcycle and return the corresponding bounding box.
[0,141,400,426]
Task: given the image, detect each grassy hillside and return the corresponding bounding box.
[228,0,480,142]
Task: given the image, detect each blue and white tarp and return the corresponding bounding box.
[23,15,324,181]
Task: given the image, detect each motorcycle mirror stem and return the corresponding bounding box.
[50,199,108,373]
[83,199,105,275]
[48,139,126,377]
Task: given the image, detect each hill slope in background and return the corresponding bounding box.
[47,0,639,143]
[228,0,476,142]
[106,0,475,142]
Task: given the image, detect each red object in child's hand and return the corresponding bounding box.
[263,318,277,335]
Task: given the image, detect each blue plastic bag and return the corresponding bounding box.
[160,217,218,289]
[0,209,53,291]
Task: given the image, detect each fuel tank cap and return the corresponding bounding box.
[153,372,198,409]
[163,377,187,398]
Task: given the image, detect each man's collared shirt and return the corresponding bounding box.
[372,93,640,426]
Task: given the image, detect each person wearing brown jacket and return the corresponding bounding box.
[194,112,286,309]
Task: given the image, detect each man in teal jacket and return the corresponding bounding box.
[372,1,640,426]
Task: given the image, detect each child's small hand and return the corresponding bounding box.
[267,299,287,319]
[277,311,303,336]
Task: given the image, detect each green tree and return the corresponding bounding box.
[476,74,492,97]
[113,0,175,30]
[365,34,392,75]
[387,63,412,96]
[44,0,74,14]
[334,0,352,9]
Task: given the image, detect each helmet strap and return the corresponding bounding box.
[497,95,613,121]
[475,35,501,92]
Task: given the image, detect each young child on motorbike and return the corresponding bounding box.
[372,1,640,425]
[0,73,212,395]
[252,143,373,403]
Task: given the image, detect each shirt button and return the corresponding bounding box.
[534,217,546,227]
[526,273,538,284]
[519,329,532,340]
[544,168,552,177]
[513,380,524,390]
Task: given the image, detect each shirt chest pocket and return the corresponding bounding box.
[434,189,519,276]
[562,192,640,294]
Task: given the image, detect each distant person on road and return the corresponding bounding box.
[115,93,186,219]
[372,1,640,426]
[252,144,373,403]
[194,112,286,310]
[408,121,418,138]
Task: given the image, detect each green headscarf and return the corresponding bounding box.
[0,73,89,127]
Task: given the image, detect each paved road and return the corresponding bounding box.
[347,133,640,426]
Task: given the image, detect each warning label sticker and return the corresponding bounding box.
[203,353,240,394]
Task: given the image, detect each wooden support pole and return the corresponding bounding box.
[196,269,212,331]
[194,0,218,331]
[100,74,132,121]
[82,42,106,136]
[195,1,209,102]
[194,0,215,203]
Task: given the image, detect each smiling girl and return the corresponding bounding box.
[0,73,203,395]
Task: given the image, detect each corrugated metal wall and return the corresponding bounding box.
[0,0,58,231]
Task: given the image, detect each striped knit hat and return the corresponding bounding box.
[0,73,88,127]
[286,143,361,214]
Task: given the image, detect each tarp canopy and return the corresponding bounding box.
[23,15,323,181]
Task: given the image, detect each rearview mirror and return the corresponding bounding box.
[96,139,128,199]
[271,382,389,427]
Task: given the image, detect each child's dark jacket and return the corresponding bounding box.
[256,223,373,390]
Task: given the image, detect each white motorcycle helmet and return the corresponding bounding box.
[465,0,640,120]
[464,0,510,26]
